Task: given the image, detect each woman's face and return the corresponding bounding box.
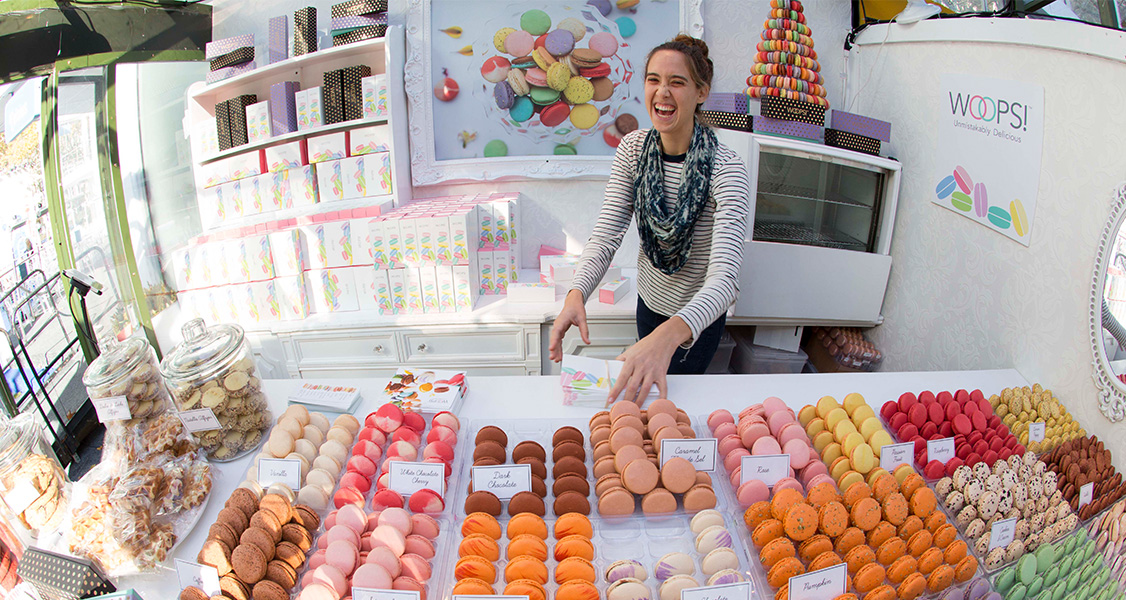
[644,49,709,142]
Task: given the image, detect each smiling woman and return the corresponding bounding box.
[548,34,752,404]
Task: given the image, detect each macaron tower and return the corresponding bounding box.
[745,0,829,107]
[707,398,835,508]
[990,383,1086,453]
[798,393,895,493]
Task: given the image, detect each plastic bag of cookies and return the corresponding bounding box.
[161,319,271,462]
[83,336,172,424]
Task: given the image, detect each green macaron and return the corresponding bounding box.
[1006,583,1027,600]
[483,140,508,157]
[1017,554,1038,585]
[995,567,1017,593]
[1035,544,1055,572]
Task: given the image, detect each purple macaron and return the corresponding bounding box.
[494,80,515,110]
[587,0,611,17]
[963,578,991,600]
[544,29,575,56]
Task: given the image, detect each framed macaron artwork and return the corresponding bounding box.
[404,0,704,184]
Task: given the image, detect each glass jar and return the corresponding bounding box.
[160,318,270,462]
[0,414,68,537]
[82,337,170,423]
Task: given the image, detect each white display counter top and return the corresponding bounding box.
[123,368,1028,597]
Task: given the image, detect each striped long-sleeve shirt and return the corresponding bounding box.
[571,128,751,347]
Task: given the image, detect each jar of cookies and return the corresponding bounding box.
[82,337,170,424]
[160,318,270,462]
[0,413,68,537]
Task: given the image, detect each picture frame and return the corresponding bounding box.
[404,0,704,185]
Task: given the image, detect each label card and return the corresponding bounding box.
[455,596,524,600]
[926,438,956,465]
[787,563,847,600]
[389,461,445,496]
[471,465,532,501]
[258,458,302,490]
[1029,422,1046,443]
[740,454,791,487]
[178,408,222,432]
[660,438,718,471]
[988,517,1017,551]
[2,481,40,515]
[682,582,752,600]
[880,442,914,470]
[354,589,420,600]
[176,559,221,596]
[91,395,131,422]
[1079,482,1094,509]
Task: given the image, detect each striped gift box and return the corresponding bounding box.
[206,61,257,84]
[331,0,388,18]
[703,92,750,114]
[331,13,386,35]
[206,34,254,60]
[824,129,880,156]
[829,110,891,143]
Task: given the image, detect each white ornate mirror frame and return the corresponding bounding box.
[403,0,704,185]
[1089,184,1126,422]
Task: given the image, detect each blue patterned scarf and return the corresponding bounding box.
[634,123,717,275]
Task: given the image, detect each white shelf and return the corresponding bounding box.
[202,194,394,235]
[199,117,388,165]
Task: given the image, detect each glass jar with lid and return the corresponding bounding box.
[82,336,170,423]
[160,318,270,461]
[0,413,67,537]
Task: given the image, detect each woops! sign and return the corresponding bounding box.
[932,74,1045,246]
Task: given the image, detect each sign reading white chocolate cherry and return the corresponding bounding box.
[175,559,221,596]
[787,563,846,600]
[1029,422,1046,443]
[880,442,914,470]
[389,461,445,496]
[681,582,752,600]
[354,589,420,600]
[740,454,790,488]
[660,438,718,471]
[988,517,1018,551]
[1079,482,1094,509]
[471,464,532,501]
[258,458,302,490]
[927,438,956,465]
[91,395,130,422]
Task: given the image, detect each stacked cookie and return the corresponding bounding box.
[250,405,358,511]
[1041,435,1126,519]
[798,394,896,493]
[465,426,552,517]
[991,384,1086,453]
[708,398,834,508]
[639,509,747,600]
[746,470,978,600]
[1086,499,1126,589]
[881,390,1024,478]
[453,511,597,600]
[296,505,439,600]
[991,528,1119,600]
[933,453,1078,572]
[191,490,316,600]
[745,0,829,107]
[810,326,883,371]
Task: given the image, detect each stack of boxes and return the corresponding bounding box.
[700,93,752,132]
[824,110,891,156]
[293,7,317,56]
[206,35,256,84]
[215,95,257,150]
[331,0,388,46]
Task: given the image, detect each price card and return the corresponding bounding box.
[389,461,445,496]
[258,458,302,490]
[740,454,791,487]
[1029,422,1046,443]
[354,589,420,600]
[91,395,130,422]
[471,464,531,501]
[682,582,752,600]
[660,438,718,471]
[880,442,914,470]
[176,559,221,596]
[178,408,222,433]
[455,596,524,600]
[988,517,1017,551]
[926,438,956,465]
[1079,482,1094,509]
[787,563,846,600]
[2,481,40,515]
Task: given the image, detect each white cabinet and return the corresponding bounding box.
[540,318,638,376]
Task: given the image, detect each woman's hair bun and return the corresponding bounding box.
[672,34,710,59]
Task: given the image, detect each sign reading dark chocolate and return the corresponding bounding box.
[471,464,531,501]
[660,438,718,471]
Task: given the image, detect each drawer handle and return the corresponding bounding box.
[373,345,384,353]
[417,343,428,353]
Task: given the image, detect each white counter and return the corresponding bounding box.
[124,369,1028,598]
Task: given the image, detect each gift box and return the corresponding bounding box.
[753,115,821,141]
[508,282,555,303]
[419,266,440,313]
[288,164,320,207]
[829,109,891,143]
[215,100,233,151]
[308,131,347,163]
[331,0,388,18]
[306,86,324,128]
[703,92,750,114]
[760,95,826,126]
[227,94,257,147]
[404,267,424,313]
[333,25,387,46]
[701,110,752,132]
[323,69,345,125]
[227,148,265,180]
[269,81,300,135]
[294,7,317,56]
[268,16,288,64]
[599,277,631,305]
[246,100,271,143]
[436,265,455,313]
[362,74,389,119]
[349,124,391,155]
[206,34,254,60]
[331,13,387,35]
[824,128,881,156]
[206,61,257,84]
[316,159,346,203]
[453,265,476,312]
[340,156,368,200]
[265,140,306,172]
[18,547,115,600]
[210,46,254,71]
[342,65,372,121]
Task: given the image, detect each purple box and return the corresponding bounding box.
[829,110,891,143]
[331,13,387,31]
[703,92,749,114]
[753,115,822,141]
[206,34,254,60]
[268,16,288,64]
[206,61,257,84]
[270,81,300,135]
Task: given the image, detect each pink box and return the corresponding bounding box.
[598,277,631,305]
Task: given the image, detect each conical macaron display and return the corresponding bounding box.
[745,0,829,108]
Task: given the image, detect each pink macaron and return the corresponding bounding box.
[325,524,361,548]
[706,410,735,432]
[723,448,750,472]
[365,510,381,532]
[425,424,457,446]
[736,479,770,507]
[773,476,804,494]
[402,411,427,433]
[432,411,460,432]
[333,487,365,510]
[298,583,338,600]
[424,456,453,478]
[325,539,359,576]
[307,549,327,571]
[372,404,404,434]
[740,422,771,449]
[386,441,418,461]
[524,67,548,87]
[358,427,387,446]
[392,427,421,446]
[407,488,445,515]
[588,31,618,57]
[371,489,404,510]
[369,524,407,556]
[378,507,413,536]
[767,410,795,437]
[739,405,766,420]
[718,434,744,457]
[399,553,432,582]
[393,576,427,599]
[422,440,455,462]
[352,563,394,590]
[365,545,402,578]
[806,473,837,490]
[783,438,811,469]
[762,397,788,417]
[410,513,441,540]
[352,439,383,463]
[323,511,338,531]
[340,471,371,494]
[777,422,808,447]
[504,30,534,56]
[751,435,782,456]
[404,534,436,559]
[347,454,377,478]
[712,421,737,442]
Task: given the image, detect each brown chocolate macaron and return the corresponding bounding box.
[473,440,507,463]
[474,425,508,448]
[258,495,293,524]
[208,522,239,549]
[530,475,548,499]
[552,441,586,463]
[219,575,250,600]
[508,491,546,517]
[280,523,312,551]
[464,490,503,516]
[513,441,547,463]
[226,487,260,520]
[250,510,283,543]
[180,586,208,600]
[231,543,268,584]
[265,559,297,589]
[473,456,503,467]
[197,539,233,576]
[517,456,548,480]
[553,455,588,479]
[252,579,289,600]
[553,474,591,497]
[553,426,585,447]
[292,504,320,531]
[217,507,249,535]
[239,527,276,561]
[553,490,591,516]
[274,541,305,570]
[597,486,635,516]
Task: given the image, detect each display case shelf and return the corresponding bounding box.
[198,117,388,165]
[757,182,874,211]
[753,221,868,251]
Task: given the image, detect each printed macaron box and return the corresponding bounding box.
[447,208,479,265]
[387,268,407,313]
[273,273,310,320]
[452,265,475,312]
[308,131,348,164]
[341,156,368,200]
[404,266,424,314]
[361,73,389,119]
[436,265,456,313]
[316,158,346,203]
[265,140,308,173]
[249,279,283,322]
[349,123,391,156]
[306,266,360,313]
[419,266,440,314]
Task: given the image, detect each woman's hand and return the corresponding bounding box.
[549,289,590,362]
[608,317,692,405]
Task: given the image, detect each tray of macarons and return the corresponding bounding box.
[989,527,1121,600]
[1081,498,1126,593]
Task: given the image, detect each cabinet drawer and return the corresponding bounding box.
[292,332,398,363]
[400,328,524,361]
